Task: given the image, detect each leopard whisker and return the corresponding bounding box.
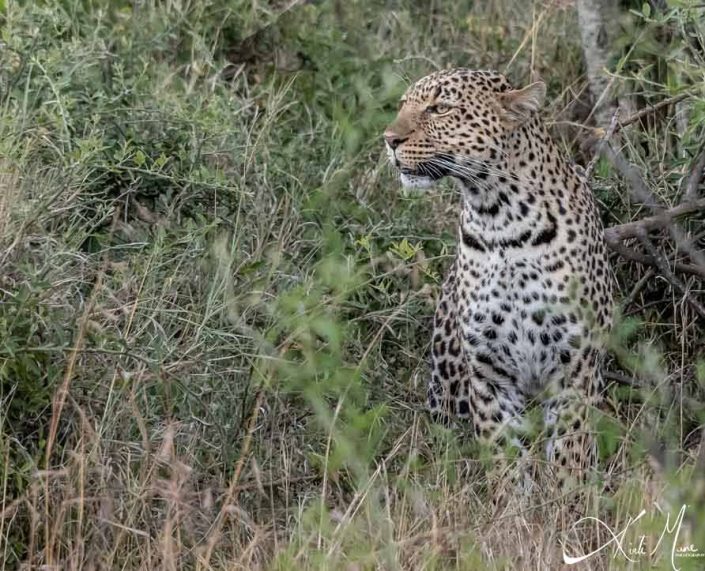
[431,157,519,183]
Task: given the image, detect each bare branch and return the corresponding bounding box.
[636,229,705,320]
[614,93,691,133]
[606,240,705,279]
[604,198,705,243]
[621,267,655,308]
[598,140,705,285]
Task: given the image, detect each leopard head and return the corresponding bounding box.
[384,69,545,188]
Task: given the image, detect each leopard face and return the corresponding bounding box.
[384,69,545,189]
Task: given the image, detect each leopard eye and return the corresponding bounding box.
[427,103,451,115]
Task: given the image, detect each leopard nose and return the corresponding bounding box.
[384,130,408,150]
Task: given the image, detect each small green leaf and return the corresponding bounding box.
[356,235,371,251]
[390,238,421,261]
[596,412,623,461]
[642,2,651,17]
[155,153,168,168]
[134,149,146,167]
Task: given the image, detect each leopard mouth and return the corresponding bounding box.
[401,165,439,179]
[399,159,450,188]
[399,172,435,189]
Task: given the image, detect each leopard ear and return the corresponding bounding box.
[499,81,546,123]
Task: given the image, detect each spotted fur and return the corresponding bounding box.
[384,69,614,490]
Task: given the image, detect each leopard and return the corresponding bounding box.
[383,68,614,493]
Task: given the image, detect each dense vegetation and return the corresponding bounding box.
[1,1,704,568]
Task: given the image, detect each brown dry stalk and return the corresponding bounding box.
[42,211,119,566]
[198,388,266,568]
[0,160,19,239]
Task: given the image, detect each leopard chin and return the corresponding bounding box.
[400,172,436,189]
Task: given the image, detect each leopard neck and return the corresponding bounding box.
[454,116,579,252]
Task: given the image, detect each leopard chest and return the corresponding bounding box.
[452,249,581,396]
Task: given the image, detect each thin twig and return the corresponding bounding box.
[607,240,705,279]
[682,144,705,202]
[603,370,642,387]
[585,111,620,180]
[614,92,691,132]
[636,229,705,319]
[620,267,655,308]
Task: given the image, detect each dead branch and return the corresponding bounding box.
[621,267,655,308]
[597,134,705,299]
[614,93,691,133]
[636,229,705,320]
[604,198,705,243]
[606,239,705,279]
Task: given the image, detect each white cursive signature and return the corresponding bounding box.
[562,504,700,571]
